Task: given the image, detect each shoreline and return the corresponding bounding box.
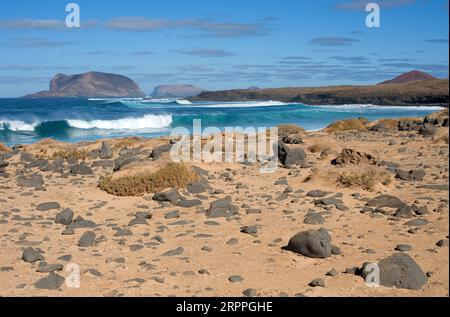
[0,104,445,147]
[0,109,448,297]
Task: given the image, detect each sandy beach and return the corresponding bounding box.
[0,110,448,297]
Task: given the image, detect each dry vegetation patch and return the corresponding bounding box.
[325,118,369,133]
[98,162,198,196]
[307,142,330,153]
[335,166,392,191]
[278,124,306,136]
[52,149,88,161]
[0,143,11,153]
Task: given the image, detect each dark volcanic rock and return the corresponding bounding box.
[366,195,407,209]
[398,120,422,132]
[314,198,344,207]
[404,219,429,226]
[162,247,184,257]
[177,199,202,208]
[278,143,307,167]
[306,190,329,198]
[17,175,44,188]
[419,123,437,137]
[285,228,332,259]
[55,208,74,225]
[22,247,45,263]
[66,217,96,230]
[187,180,212,194]
[309,278,325,287]
[70,164,93,175]
[78,231,96,247]
[360,253,427,290]
[37,262,64,273]
[303,213,325,225]
[34,272,65,290]
[153,189,182,204]
[37,202,61,211]
[396,169,426,181]
[228,275,244,283]
[99,141,113,159]
[151,144,172,160]
[206,197,239,218]
[113,156,140,171]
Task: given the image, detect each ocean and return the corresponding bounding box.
[0,98,444,146]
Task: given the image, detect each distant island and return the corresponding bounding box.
[192,70,449,107]
[23,72,145,98]
[151,84,206,98]
[21,70,449,107]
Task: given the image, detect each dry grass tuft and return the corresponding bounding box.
[325,118,368,133]
[335,166,391,191]
[278,124,306,136]
[434,133,449,144]
[98,163,198,196]
[307,142,330,153]
[0,143,11,153]
[52,149,88,160]
[114,137,144,149]
[373,118,399,130]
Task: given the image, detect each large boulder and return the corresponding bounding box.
[360,253,427,290]
[332,149,376,165]
[55,208,74,225]
[285,228,332,259]
[70,164,93,175]
[99,141,113,159]
[150,144,172,160]
[206,197,239,218]
[278,143,307,167]
[398,120,422,132]
[396,169,426,181]
[419,123,437,137]
[366,194,407,209]
[153,188,182,204]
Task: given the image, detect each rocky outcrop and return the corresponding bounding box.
[378,70,436,85]
[192,73,449,107]
[151,84,205,98]
[24,72,145,98]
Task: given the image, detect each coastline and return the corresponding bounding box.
[0,109,448,297]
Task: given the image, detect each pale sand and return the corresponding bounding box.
[0,124,448,297]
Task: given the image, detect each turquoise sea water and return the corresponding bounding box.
[0,98,444,146]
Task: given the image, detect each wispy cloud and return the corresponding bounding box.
[309,37,359,46]
[0,19,97,30]
[329,56,368,62]
[176,48,235,58]
[130,50,155,56]
[104,17,269,37]
[282,56,312,60]
[0,19,64,30]
[335,0,416,11]
[381,62,449,72]
[426,38,449,44]
[7,37,79,48]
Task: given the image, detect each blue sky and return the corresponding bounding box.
[0,0,448,97]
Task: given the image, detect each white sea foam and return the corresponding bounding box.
[67,114,173,130]
[140,98,192,105]
[0,120,39,131]
[175,99,192,105]
[308,104,446,111]
[196,101,288,108]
